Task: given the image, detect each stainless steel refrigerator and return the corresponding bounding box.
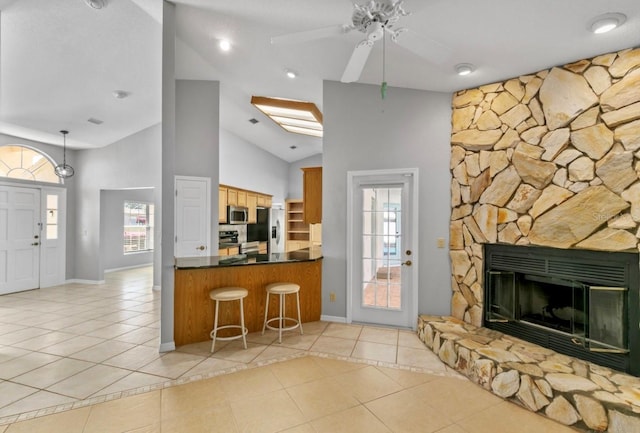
[270,207,285,253]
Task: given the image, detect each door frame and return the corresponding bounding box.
[0,181,67,291]
[346,168,419,329]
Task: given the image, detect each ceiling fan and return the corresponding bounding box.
[271,0,451,83]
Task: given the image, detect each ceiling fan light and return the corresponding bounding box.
[455,63,475,76]
[589,13,626,34]
[219,39,231,51]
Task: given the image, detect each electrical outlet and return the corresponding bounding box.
[329,292,336,302]
[437,237,445,248]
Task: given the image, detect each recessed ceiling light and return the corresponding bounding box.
[286,69,297,79]
[589,13,626,34]
[219,39,231,51]
[112,90,130,99]
[249,118,259,124]
[455,63,475,76]
[290,145,297,149]
[84,0,106,9]
[88,117,104,125]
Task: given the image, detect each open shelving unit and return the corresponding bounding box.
[286,199,310,251]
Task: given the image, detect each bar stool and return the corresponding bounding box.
[209,287,248,353]
[262,282,303,343]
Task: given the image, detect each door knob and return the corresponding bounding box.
[401,260,412,266]
[405,250,412,256]
[196,245,206,251]
[31,242,40,246]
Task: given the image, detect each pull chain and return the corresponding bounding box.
[381,31,387,100]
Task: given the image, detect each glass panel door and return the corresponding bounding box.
[588,286,628,353]
[361,187,402,310]
[348,169,417,329]
[486,271,515,322]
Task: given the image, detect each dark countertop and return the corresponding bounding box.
[175,246,323,269]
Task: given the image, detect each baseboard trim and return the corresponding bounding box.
[159,341,175,352]
[104,263,153,273]
[320,315,347,323]
[67,279,106,285]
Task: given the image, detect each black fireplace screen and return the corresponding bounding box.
[487,271,627,353]
[484,244,639,376]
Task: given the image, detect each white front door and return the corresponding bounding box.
[0,185,41,294]
[175,176,211,257]
[347,169,419,329]
[40,188,67,288]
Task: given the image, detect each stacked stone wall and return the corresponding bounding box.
[449,47,640,325]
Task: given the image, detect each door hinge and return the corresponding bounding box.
[175,235,177,243]
[175,190,178,197]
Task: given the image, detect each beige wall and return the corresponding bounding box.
[449,47,640,326]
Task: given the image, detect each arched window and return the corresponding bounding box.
[0,145,61,184]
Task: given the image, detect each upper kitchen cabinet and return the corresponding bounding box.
[218,184,273,225]
[247,192,258,224]
[302,167,322,224]
[218,187,228,223]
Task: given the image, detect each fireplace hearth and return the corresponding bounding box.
[484,244,639,377]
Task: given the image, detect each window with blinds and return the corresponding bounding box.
[123,201,154,253]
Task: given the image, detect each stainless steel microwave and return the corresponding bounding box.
[227,205,248,224]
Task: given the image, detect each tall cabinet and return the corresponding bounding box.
[285,167,323,252]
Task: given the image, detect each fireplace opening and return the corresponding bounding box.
[484,244,639,376]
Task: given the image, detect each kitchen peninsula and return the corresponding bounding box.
[174,247,322,346]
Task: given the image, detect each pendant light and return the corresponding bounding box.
[54,130,75,178]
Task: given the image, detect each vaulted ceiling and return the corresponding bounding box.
[1,0,638,162]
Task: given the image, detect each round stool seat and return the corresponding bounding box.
[210,287,248,301]
[266,282,300,294]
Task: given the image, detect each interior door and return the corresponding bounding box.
[175,176,211,257]
[347,169,418,328]
[0,185,41,294]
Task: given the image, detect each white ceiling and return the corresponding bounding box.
[1,0,639,162]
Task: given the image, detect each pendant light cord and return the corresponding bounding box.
[381,31,388,100]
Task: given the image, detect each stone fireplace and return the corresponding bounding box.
[444,45,640,431]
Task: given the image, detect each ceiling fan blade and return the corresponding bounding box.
[392,29,451,65]
[341,40,374,83]
[271,25,350,45]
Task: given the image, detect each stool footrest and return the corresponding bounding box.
[210,325,248,342]
[265,317,300,333]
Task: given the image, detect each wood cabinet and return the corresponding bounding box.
[257,194,272,208]
[247,192,258,224]
[217,246,239,257]
[310,223,322,246]
[302,167,322,224]
[237,190,247,207]
[227,188,238,206]
[218,187,228,223]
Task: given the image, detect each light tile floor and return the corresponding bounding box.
[0,267,576,432]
